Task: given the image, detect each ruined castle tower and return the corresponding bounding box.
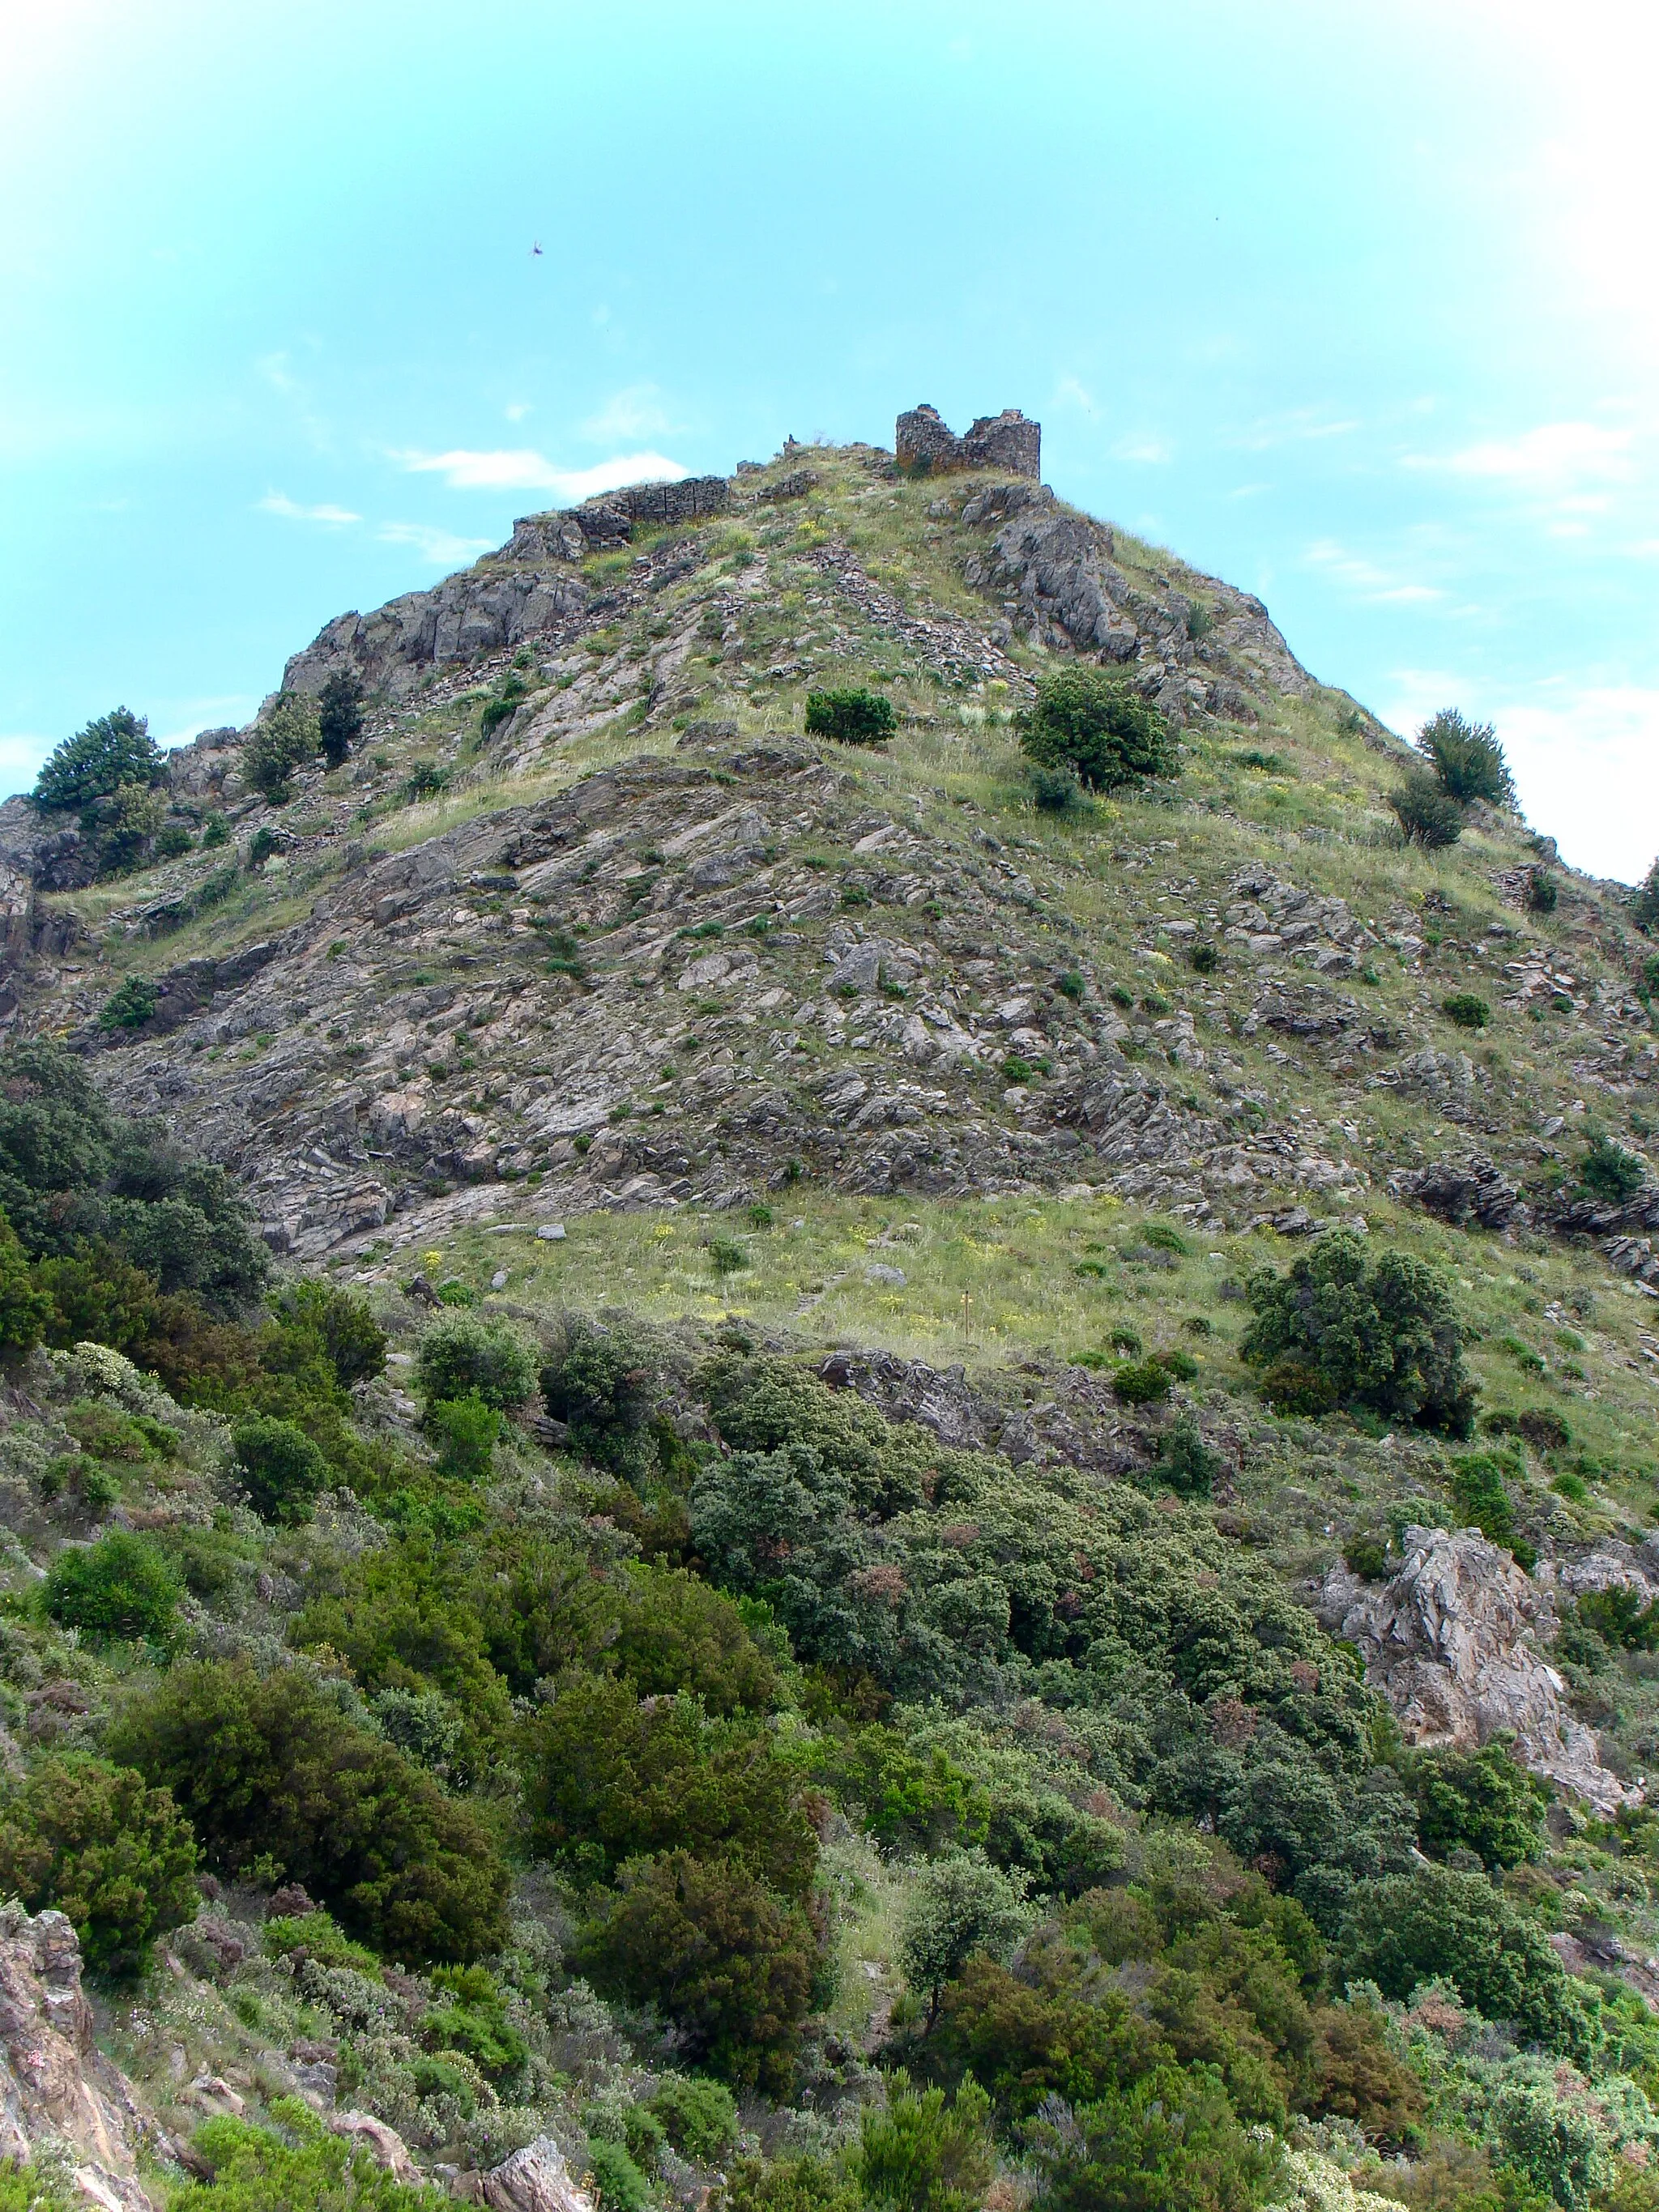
[894,404,1040,479]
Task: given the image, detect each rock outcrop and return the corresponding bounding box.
[895,403,1040,479]
[1320,1525,1636,1814]
[466,2135,596,2212]
[0,1905,156,2210]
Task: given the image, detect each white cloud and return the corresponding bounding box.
[504,402,531,423]
[1111,434,1171,464]
[580,383,678,442]
[1408,420,1635,486]
[258,491,360,526]
[1054,376,1097,414]
[1305,539,1444,606]
[395,447,688,497]
[1230,409,1359,452]
[377,522,495,566]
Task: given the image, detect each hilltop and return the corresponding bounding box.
[0,408,1658,2209]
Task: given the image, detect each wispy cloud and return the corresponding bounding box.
[396,447,688,497]
[1230,409,1359,452]
[377,522,495,566]
[1407,420,1635,485]
[1305,539,1444,605]
[1054,376,1097,414]
[1110,433,1172,464]
[580,383,679,442]
[258,491,360,526]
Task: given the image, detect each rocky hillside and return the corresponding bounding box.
[6,407,1659,2210]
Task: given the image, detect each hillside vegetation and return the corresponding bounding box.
[0,433,1658,2212]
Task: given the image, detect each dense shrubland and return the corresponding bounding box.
[0,1050,1645,2207]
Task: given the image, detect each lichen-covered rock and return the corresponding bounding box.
[1321,1525,1636,1814]
[468,2134,596,2212]
[0,1904,156,2210]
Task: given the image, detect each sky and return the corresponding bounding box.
[2,0,1656,879]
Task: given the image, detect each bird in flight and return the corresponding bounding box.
[531,241,544,257]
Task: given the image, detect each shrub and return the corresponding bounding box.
[173,2097,448,2208]
[1527,870,1558,914]
[0,1754,197,1976]
[649,2076,740,2163]
[1016,665,1179,793]
[415,1314,535,1411]
[1448,1451,1535,1570]
[1056,970,1085,1001]
[587,2140,652,2212]
[423,1392,501,1483]
[1337,1865,1591,2059]
[200,812,231,848]
[318,671,365,769]
[1189,940,1220,974]
[1242,1232,1477,1436]
[804,688,896,746]
[232,1414,331,1524]
[1633,858,1659,935]
[245,826,279,868]
[98,975,157,1031]
[1026,2066,1285,2212]
[717,2155,860,2212]
[1390,769,1465,848]
[895,1848,1032,2021]
[244,693,320,805]
[268,1279,386,1389]
[522,1674,816,1893]
[1580,1134,1645,1203]
[576,1851,817,2093]
[1309,2001,1426,2148]
[109,1659,510,1961]
[1029,765,1081,812]
[479,671,532,741]
[1113,1357,1174,1404]
[540,1315,657,1474]
[43,1531,179,1642]
[1156,1413,1220,1498]
[851,2073,995,2212]
[33,707,163,813]
[1442,992,1490,1029]
[403,762,449,799]
[1415,708,1516,806]
[154,820,194,859]
[709,1237,748,1275]
[1407,1739,1549,1870]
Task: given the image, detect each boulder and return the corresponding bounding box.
[326,2108,420,2183]
[1322,1525,1636,1814]
[470,2135,596,2212]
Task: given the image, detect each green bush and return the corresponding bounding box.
[1113,1357,1174,1404]
[246,826,279,868]
[541,1315,657,1469]
[318,671,365,769]
[268,1280,386,1388]
[244,693,320,805]
[423,1392,501,1482]
[1415,708,1516,806]
[0,1217,53,1363]
[174,2098,448,2208]
[649,2075,740,2163]
[1632,858,1659,935]
[1527,869,1559,914]
[479,670,533,741]
[1156,1413,1221,1498]
[586,2140,652,2212]
[1242,1232,1477,1436]
[1337,1864,1593,2060]
[804,688,896,746]
[578,1850,817,2093]
[1442,992,1490,1029]
[0,1754,198,1976]
[424,1963,528,2083]
[97,975,158,1031]
[1029,764,1081,812]
[109,1658,510,1962]
[851,2072,995,2212]
[522,1674,816,1893]
[1448,1451,1536,1570]
[716,2155,860,2212]
[1390,769,1465,848]
[1027,2066,1286,2212]
[33,707,163,813]
[1016,665,1179,793]
[43,1531,179,1641]
[1580,1134,1645,1203]
[1407,1739,1549,1870]
[415,1314,536,1411]
[232,1414,331,1524]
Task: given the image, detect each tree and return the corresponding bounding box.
[33,708,164,813]
[1415,708,1516,807]
[318,671,365,769]
[1242,1232,1478,1436]
[804,688,897,746]
[851,2073,995,2212]
[576,1850,817,2093]
[0,1754,198,1976]
[1390,769,1465,848]
[1407,1739,1549,1870]
[108,1658,510,1962]
[1580,1134,1646,1203]
[43,1531,179,1642]
[0,1214,53,1363]
[896,1848,1033,2022]
[1026,2066,1285,2212]
[415,1314,536,1412]
[1016,666,1179,793]
[232,1414,331,1524]
[1632,858,1659,935]
[267,1279,386,1388]
[1337,1865,1593,2060]
[244,693,320,805]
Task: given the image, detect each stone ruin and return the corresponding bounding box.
[894,403,1040,480]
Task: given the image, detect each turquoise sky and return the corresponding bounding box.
[4,0,1654,877]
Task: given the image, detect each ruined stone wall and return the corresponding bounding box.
[507,476,729,560]
[894,404,1040,479]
